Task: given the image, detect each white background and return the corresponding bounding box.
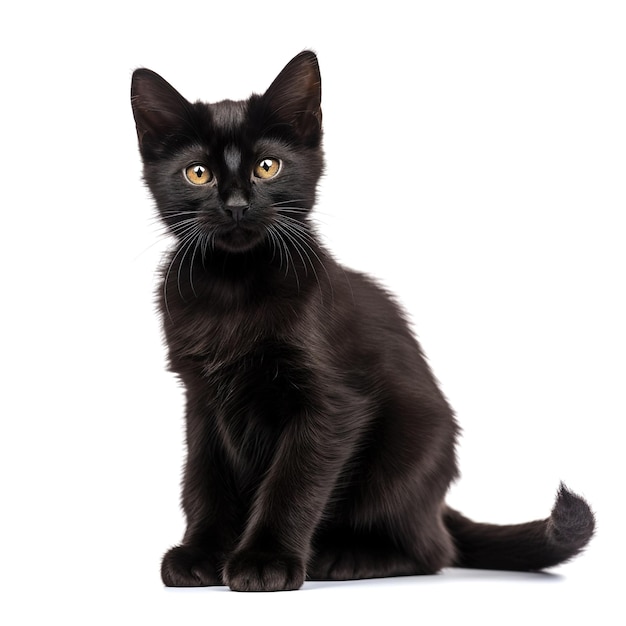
[1,1,624,624]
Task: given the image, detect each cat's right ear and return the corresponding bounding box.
[131,69,192,159]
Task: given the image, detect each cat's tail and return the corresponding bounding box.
[443,483,595,571]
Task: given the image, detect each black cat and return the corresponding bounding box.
[130,51,594,592]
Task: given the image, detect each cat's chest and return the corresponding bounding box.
[163,287,319,470]
[161,260,304,359]
[171,305,312,469]
[170,306,247,352]
[163,290,302,370]
[166,293,312,394]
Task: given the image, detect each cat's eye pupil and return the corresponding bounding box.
[260,159,272,172]
[193,166,204,178]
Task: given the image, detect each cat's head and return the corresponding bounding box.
[131,51,323,254]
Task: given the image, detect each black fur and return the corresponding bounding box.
[131,51,595,592]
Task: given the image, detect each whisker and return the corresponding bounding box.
[270,198,310,208]
[188,234,203,298]
[274,220,310,273]
[163,226,201,319]
[274,219,323,301]
[269,202,333,230]
[265,225,279,266]
[271,226,287,274]
[276,215,334,302]
[274,221,310,279]
[177,228,202,301]
[135,213,202,262]
[269,223,299,289]
[200,230,212,267]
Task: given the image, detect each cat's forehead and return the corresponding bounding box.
[208,99,247,135]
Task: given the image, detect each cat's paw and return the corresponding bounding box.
[308,545,422,581]
[223,550,305,592]
[309,547,373,580]
[161,545,222,587]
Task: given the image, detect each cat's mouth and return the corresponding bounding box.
[212,222,265,253]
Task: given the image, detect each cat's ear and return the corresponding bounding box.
[261,51,322,146]
[131,69,193,159]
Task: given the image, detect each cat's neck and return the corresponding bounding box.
[161,237,329,312]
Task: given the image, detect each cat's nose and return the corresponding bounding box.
[224,204,249,224]
[224,190,250,224]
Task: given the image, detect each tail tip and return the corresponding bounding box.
[549,483,596,554]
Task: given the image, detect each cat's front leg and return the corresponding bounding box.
[223,408,357,592]
[161,413,239,587]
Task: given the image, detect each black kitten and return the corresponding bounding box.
[131,51,594,592]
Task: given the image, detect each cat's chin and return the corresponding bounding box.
[212,225,266,254]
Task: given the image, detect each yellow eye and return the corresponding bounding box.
[184,163,213,185]
[254,157,280,180]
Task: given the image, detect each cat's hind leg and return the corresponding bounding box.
[307,521,454,581]
[308,542,420,581]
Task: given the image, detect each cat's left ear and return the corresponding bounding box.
[260,51,322,146]
[131,69,193,160]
